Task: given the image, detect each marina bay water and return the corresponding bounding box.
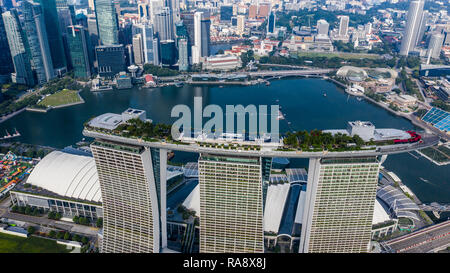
[0,78,448,203]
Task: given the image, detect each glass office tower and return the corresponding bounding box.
[67,25,92,79]
[35,0,67,71]
[94,0,119,45]
[21,1,55,84]
[2,10,35,86]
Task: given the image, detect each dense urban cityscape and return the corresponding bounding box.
[0,0,448,260]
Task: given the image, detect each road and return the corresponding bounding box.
[1,209,99,237]
[384,220,450,253]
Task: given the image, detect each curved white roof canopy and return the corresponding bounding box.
[27,151,102,203]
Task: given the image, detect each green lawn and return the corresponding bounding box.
[0,233,71,253]
[297,51,379,60]
[38,89,81,107]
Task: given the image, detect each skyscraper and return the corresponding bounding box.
[267,12,275,34]
[67,25,92,79]
[338,15,349,37]
[0,6,14,83]
[198,154,265,253]
[192,11,202,64]
[200,15,210,57]
[91,140,164,253]
[400,0,425,56]
[160,40,176,66]
[94,0,119,45]
[317,19,329,36]
[237,15,245,36]
[34,0,67,71]
[133,22,158,65]
[153,7,174,41]
[178,38,188,71]
[300,156,382,253]
[149,0,164,23]
[220,5,233,22]
[95,44,126,78]
[21,1,55,84]
[2,10,35,86]
[167,0,180,22]
[132,34,144,65]
[427,33,444,61]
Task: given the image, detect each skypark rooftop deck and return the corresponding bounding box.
[83,110,440,159]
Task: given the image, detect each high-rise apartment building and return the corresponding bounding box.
[21,1,55,84]
[2,10,35,86]
[34,0,67,71]
[400,0,425,56]
[94,0,119,45]
[67,25,92,79]
[338,15,349,37]
[198,154,265,253]
[300,156,382,253]
[237,15,245,36]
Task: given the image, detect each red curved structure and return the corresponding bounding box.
[393,131,422,144]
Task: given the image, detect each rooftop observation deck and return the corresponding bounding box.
[82,128,439,159]
[82,110,440,158]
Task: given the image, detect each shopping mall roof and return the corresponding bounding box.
[26,151,101,203]
[263,183,290,233]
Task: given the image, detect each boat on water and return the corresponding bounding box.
[277,110,285,120]
[1,129,20,140]
[219,86,224,88]
[323,92,327,97]
[266,81,270,86]
[419,177,429,182]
